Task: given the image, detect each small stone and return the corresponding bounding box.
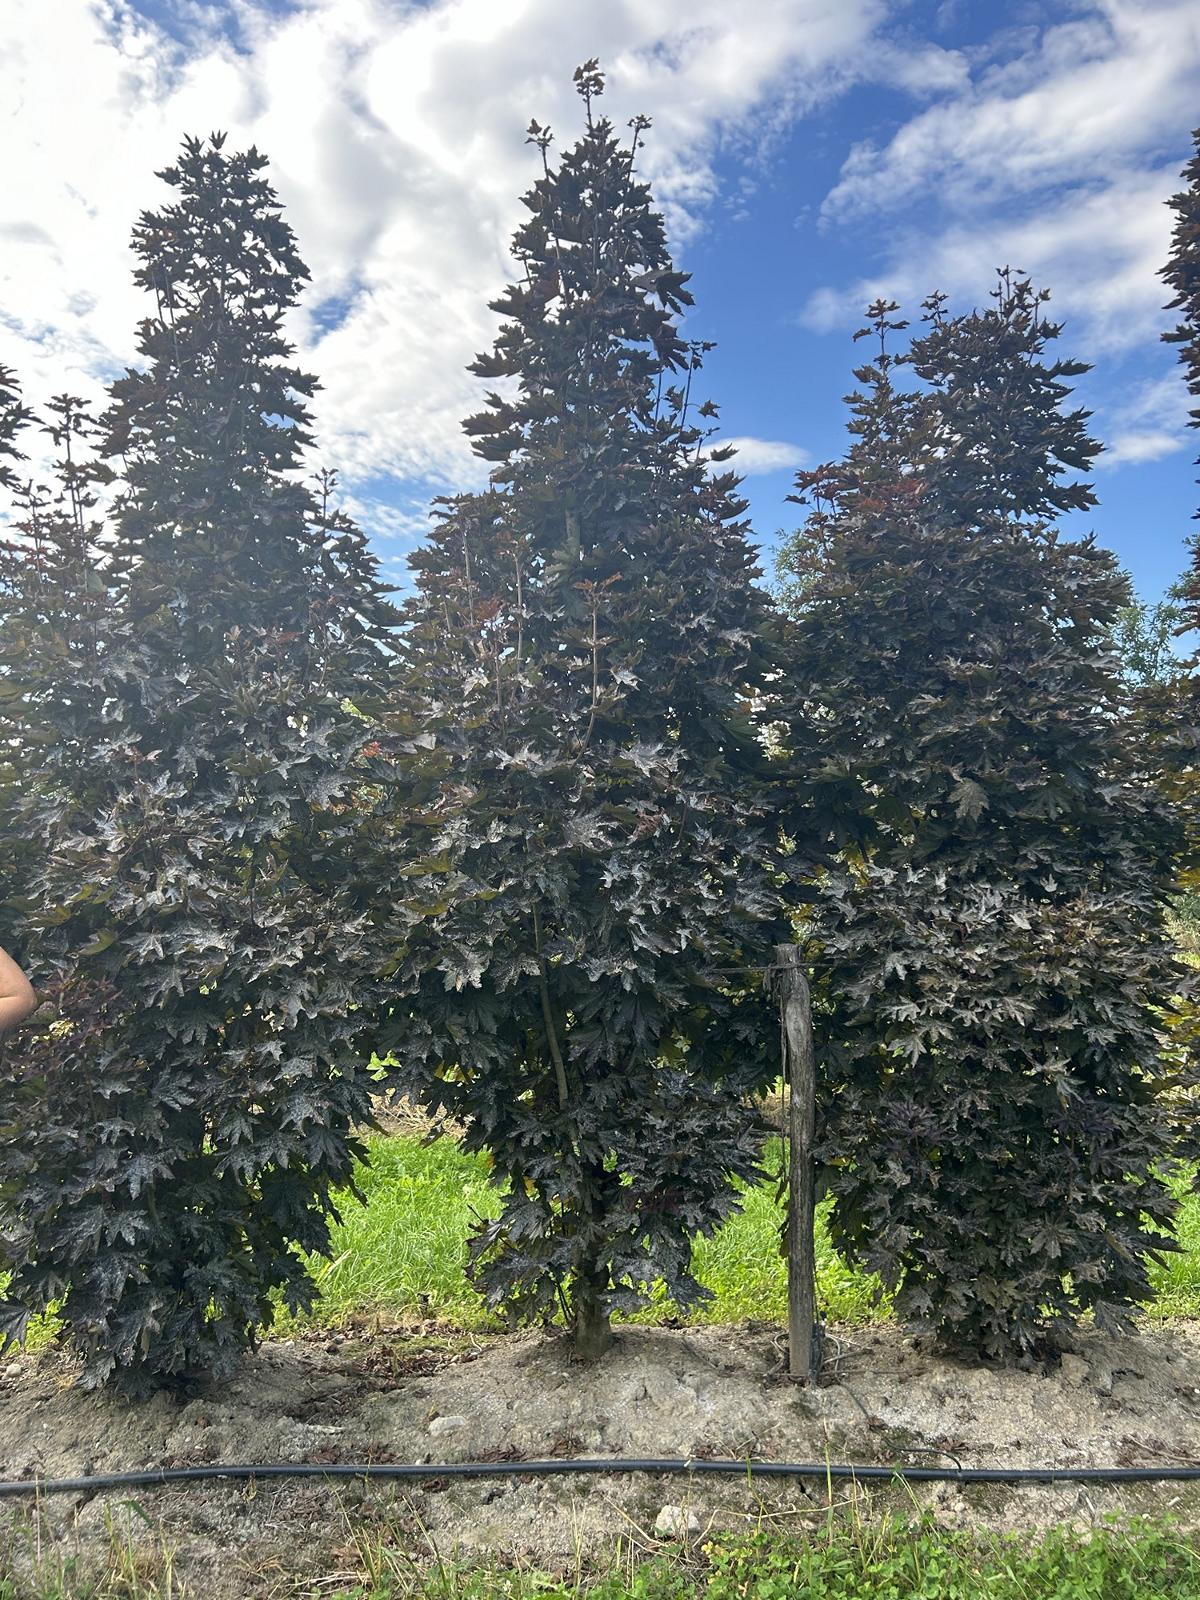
[654,1505,700,1539]
[1059,1354,1088,1387]
[428,1414,469,1438]
[3,1363,20,1381]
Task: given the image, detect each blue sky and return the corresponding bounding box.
[2,0,1198,601]
[678,5,1200,600]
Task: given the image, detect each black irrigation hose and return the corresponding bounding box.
[6,1455,1200,1499]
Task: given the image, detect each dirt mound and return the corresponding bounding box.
[4,1320,1200,1597]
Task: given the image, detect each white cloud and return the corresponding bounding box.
[803,163,1182,352]
[806,0,1200,353]
[823,3,1198,222]
[716,437,807,474]
[0,0,902,528]
[1102,428,1183,467]
[9,0,1189,549]
[1097,372,1192,468]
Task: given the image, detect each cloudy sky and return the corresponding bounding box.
[3,0,1199,601]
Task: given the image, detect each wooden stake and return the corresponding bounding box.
[774,943,817,1383]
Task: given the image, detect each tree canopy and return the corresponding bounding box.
[377,64,795,1357]
[0,137,398,1388]
[777,276,1194,1356]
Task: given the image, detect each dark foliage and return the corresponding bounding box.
[0,366,33,494]
[1164,126,1200,620]
[904,273,1099,523]
[378,66,793,1356]
[777,274,1194,1356]
[1153,129,1200,880]
[0,366,37,952]
[0,137,398,1388]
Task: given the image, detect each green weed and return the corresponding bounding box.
[316,1516,1200,1600]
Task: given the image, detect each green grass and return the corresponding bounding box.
[1143,1163,1200,1319]
[303,1136,505,1327]
[292,1131,1200,1333]
[625,1159,886,1328]
[287,1135,889,1333]
[0,1504,182,1599]
[322,1516,1200,1600]
[4,1516,1198,1600]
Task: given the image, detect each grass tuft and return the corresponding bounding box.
[318,1514,1200,1600]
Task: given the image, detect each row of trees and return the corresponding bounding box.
[0,69,1196,1386]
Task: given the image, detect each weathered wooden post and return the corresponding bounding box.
[774,943,818,1382]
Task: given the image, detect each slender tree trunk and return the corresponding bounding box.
[571,1162,613,1359]
[571,1269,612,1359]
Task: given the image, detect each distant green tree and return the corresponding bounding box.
[1112,585,1185,690]
[778,274,1193,1357]
[381,65,793,1358]
[0,137,398,1388]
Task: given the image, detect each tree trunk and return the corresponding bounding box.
[571,1271,613,1360]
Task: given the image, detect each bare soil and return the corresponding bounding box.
[4,1319,1200,1597]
